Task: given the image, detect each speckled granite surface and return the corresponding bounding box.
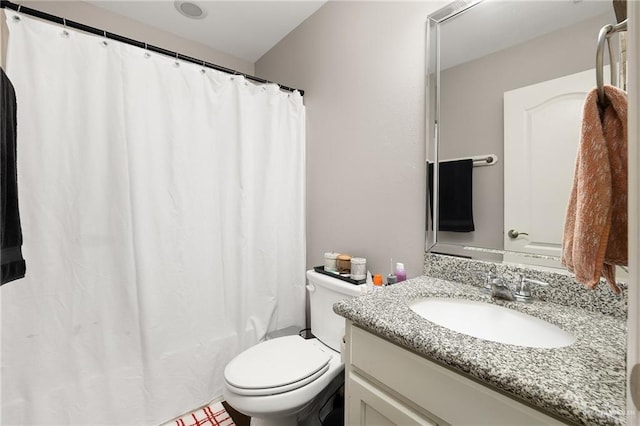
[334,276,627,425]
[424,253,627,319]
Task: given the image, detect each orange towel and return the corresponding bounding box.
[561,85,627,294]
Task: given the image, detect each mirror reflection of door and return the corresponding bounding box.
[503,68,600,262]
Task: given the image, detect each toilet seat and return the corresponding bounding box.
[224,335,332,397]
[225,363,330,396]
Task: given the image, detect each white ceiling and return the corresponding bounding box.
[86,1,326,63]
[84,1,614,68]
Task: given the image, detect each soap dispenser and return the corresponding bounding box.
[386,258,397,285]
[395,262,407,282]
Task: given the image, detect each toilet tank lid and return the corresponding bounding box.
[224,335,331,390]
[306,270,366,297]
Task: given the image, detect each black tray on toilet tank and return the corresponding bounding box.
[313,266,366,285]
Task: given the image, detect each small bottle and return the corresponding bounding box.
[365,271,373,293]
[373,274,383,289]
[395,262,407,282]
[386,257,397,285]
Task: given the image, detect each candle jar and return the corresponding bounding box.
[350,257,367,280]
[336,254,352,273]
[324,252,339,272]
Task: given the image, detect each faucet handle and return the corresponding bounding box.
[513,273,548,301]
[483,268,500,291]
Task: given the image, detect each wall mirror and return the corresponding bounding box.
[425,0,620,267]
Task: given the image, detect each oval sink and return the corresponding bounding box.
[409,298,575,349]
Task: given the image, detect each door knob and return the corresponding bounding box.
[508,229,528,239]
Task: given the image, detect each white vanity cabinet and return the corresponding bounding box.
[344,321,566,425]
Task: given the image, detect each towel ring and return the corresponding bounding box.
[596,19,627,105]
[596,24,615,105]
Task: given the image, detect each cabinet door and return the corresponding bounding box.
[348,373,440,426]
[347,322,566,425]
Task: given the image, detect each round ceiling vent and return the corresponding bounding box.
[174,1,207,19]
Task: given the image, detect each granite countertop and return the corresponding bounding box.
[333,275,627,425]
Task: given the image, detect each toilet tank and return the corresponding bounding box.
[306,270,366,352]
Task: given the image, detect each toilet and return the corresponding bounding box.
[223,270,365,426]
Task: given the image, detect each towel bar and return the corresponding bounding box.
[437,154,498,168]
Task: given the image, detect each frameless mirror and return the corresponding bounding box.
[426,0,617,266]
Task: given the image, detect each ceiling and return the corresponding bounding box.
[86,1,326,63]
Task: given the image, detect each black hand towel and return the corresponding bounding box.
[1,68,26,285]
[427,159,475,232]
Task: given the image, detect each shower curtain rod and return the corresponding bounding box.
[0,0,304,96]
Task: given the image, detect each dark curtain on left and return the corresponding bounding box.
[1,67,26,285]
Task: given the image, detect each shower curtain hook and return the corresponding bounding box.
[12,5,21,21]
[101,30,108,47]
[201,60,206,74]
[174,52,180,68]
[144,43,151,59]
[61,18,70,38]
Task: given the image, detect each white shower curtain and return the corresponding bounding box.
[2,13,305,425]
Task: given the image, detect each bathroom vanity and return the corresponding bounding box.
[334,273,627,425]
[345,322,564,425]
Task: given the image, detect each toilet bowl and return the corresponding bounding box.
[223,336,343,422]
[223,270,365,425]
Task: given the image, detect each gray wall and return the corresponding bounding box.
[256,1,445,279]
[438,13,613,250]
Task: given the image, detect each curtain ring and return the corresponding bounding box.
[61,18,69,37]
[12,5,21,21]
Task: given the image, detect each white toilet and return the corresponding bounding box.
[223,270,365,426]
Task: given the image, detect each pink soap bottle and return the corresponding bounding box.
[395,262,407,282]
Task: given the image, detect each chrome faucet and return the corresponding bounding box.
[490,273,548,303]
[490,278,515,301]
[483,266,500,292]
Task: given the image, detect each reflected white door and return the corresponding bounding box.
[503,68,598,258]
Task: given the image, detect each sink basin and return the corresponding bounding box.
[409,298,575,349]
